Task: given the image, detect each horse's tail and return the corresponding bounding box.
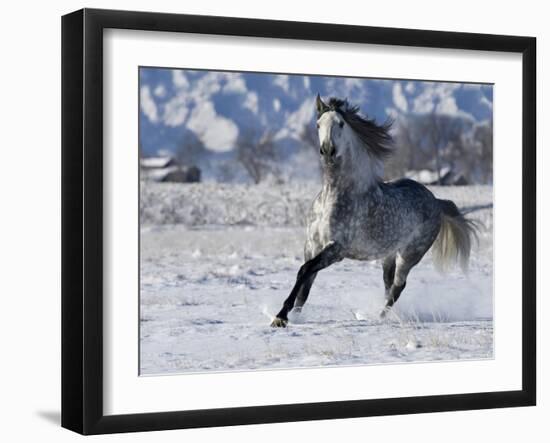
[432,199,479,273]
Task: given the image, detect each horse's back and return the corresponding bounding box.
[382,178,436,199]
[381,178,440,212]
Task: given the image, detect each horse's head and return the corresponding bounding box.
[315,94,354,165]
[315,94,394,187]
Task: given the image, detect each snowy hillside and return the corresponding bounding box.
[140,182,493,230]
[139,68,493,183]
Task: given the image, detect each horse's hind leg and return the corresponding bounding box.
[380,250,424,318]
[381,221,440,318]
[382,255,396,296]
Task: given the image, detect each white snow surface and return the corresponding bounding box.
[140,184,493,375]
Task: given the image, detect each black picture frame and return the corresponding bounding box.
[61,8,536,435]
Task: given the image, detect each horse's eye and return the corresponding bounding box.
[316,123,320,129]
[339,121,344,129]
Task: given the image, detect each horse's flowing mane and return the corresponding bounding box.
[322,97,394,160]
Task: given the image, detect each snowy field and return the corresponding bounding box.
[140,183,493,375]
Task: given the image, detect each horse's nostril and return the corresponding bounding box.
[320,144,336,157]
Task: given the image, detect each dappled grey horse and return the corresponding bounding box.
[271,95,478,327]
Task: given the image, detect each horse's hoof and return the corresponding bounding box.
[379,308,389,319]
[271,317,288,328]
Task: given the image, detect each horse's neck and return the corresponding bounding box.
[322,165,380,196]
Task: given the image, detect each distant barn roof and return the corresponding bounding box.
[140,156,176,169]
[141,164,201,183]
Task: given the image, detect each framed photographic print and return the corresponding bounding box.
[61,8,536,435]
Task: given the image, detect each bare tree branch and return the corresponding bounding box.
[236,128,279,184]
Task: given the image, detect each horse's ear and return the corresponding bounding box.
[316,94,328,117]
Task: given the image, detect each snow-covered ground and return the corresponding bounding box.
[140,183,493,375]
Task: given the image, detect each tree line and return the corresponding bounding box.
[173,112,493,185]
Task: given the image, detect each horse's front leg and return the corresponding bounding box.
[271,242,343,327]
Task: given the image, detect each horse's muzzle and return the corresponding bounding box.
[320,142,336,158]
